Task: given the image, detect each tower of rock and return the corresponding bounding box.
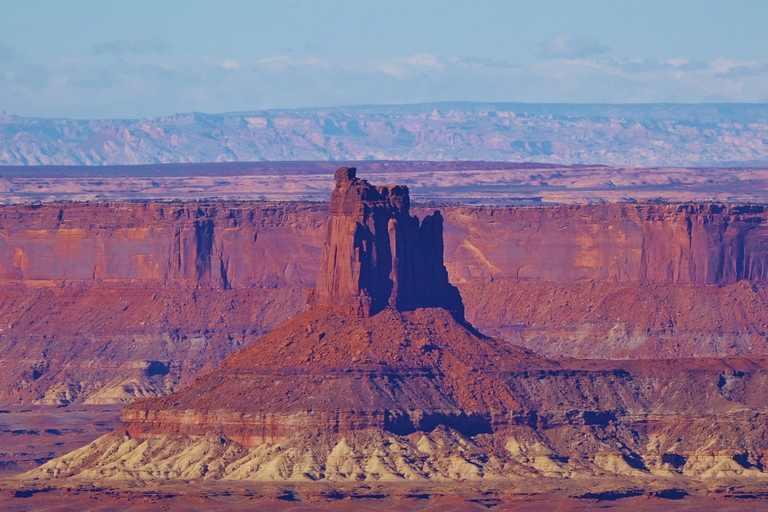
[313,166,464,318]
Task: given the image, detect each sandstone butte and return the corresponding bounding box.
[6,194,768,407]
[25,168,768,483]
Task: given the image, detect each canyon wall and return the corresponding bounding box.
[0,202,326,288]
[4,201,768,404]
[443,203,768,285]
[3,202,768,288]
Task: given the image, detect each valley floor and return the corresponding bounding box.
[2,478,768,511]
[0,406,121,475]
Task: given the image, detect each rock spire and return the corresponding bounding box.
[313,167,464,318]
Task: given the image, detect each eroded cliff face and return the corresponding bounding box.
[0,202,326,288]
[441,203,768,285]
[4,201,768,405]
[0,202,326,406]
[2,202,768,288]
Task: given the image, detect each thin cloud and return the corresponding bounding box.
[221,59,240,70]
[613,58,664,74]
[669,59,708,72]
[461,56,518,69]
[91,39,169,56]
[401,53,443,71]
[0,46,50,89]
[538,33,609,59]
[710,58,768,77]
[252,53,445,79]
[4,51,768,118]
[373,54,443,78]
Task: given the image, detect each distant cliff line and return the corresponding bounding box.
[2,102,768,167]
[2,200,768,288]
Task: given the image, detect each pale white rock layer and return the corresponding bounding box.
[26,426,768,483]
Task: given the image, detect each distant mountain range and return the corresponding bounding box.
[2,103,768,167]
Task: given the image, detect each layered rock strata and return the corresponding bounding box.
[33,357,768,482]
[7,200,768,406]
[120,307,551,445]
[27,169,768,484]
[118,170,527,442]
[4,202,768,288]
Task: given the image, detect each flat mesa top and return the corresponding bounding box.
[3,161,768,206]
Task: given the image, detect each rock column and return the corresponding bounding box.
[313,167,463,318]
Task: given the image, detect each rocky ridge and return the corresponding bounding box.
[3,103,768,167]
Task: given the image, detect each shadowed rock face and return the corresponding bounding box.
[313,167,463,318]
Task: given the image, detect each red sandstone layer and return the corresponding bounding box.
[3,201,768,404]
[2,202,767,288]
[122,307,550,445]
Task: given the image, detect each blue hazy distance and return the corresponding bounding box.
[1,0,767,118]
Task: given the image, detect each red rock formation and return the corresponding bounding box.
[313,167,463,317]
[0,201,326,288]
[122,307,552,445]
[120,169,546,442]
[3,202,768,289]
[7,200,768,406]
[26,170,768,487]
[5,201,768,288]
[441,203,768,285]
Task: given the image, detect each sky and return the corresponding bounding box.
[1,0,767,119]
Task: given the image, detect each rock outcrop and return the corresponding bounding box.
[119,307,551,445]
[113,168,540,442]
[313,167,463,318]
[32,356,768,483]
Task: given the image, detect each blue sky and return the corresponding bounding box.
[1,0,767,118]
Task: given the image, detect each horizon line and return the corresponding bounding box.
[3,100,768,122]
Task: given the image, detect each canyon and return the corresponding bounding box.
[5,164,768,508]
[13,168,768,512]
[3,199,768,410]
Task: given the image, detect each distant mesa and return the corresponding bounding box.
[4,104,768,167]
[313,166,464,319]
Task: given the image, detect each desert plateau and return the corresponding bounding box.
[1,163,768,510]
[4,2,768,508]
